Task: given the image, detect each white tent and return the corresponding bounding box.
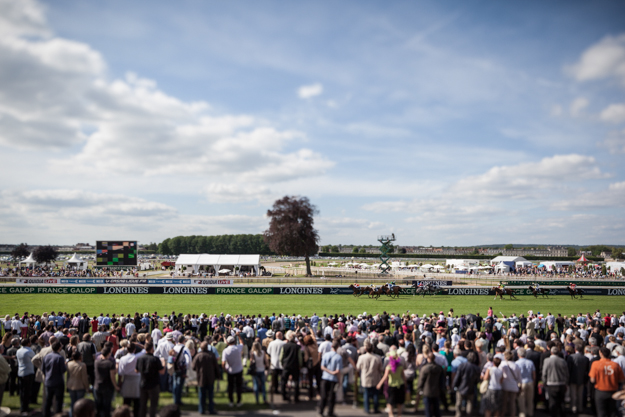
[65,253,88,270]
[516,261,533,268]
[420,264,435,269]
[175,254,261,275]
[495,262,510,272]
[433,265,445,270]
[19,253,37,266]
[607,262,625,272]
[446,259,479,268]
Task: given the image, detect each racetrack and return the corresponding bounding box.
[1,293,620,317]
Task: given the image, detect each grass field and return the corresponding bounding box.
[1,294,620,317]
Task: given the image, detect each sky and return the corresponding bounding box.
[1,0,624,247]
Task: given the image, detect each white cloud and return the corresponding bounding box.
[450,154,608,200]
[0,2,333,183]
[600,129,625,154]
[204,183,275,204]
[297,83,323,99]
[568,33,625,85]
[600,103,625,124]
[569,97,589,117]
[549,181,625,211]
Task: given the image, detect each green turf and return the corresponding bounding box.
[0,294,620,317]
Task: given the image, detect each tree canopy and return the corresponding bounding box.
[32,245,58,264]
[263,196,319,276]
[11,243,30,260]
[157,234,272,256]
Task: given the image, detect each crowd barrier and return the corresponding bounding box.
[1,285,624,296]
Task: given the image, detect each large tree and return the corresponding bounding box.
[11,243,30,260]
[32,245,59,264]
[264,196,319,276]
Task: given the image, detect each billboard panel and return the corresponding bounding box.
[96,241,138,266]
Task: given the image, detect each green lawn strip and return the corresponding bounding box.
[0,294,621,317]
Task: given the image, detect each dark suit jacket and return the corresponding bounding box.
[192,351,219,387]
[567,352,589,385]
[452,361,480,396]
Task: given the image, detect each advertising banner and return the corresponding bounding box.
[411,280,453,287]
[16,278,59,284]
[507,280,625,287]
[192,279,234,285]
[0,286,97,294]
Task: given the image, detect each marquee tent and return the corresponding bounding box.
[490,256,527,270]
[576,255,590,263]
[65,253,88,270]
[495,262,511,272]
[19,253,37,267]
[446,259,479,268]
[175,254,261,276]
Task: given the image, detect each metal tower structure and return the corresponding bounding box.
[378,233,396,274]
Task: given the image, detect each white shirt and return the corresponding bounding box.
[318,340,332,354]
[151,328,162,345]
[117,349,147,375]
[125,322,136,336]
[154,338,174,360]
[324,326,334,337]
[11,320,22,332]
[614,355,625,375]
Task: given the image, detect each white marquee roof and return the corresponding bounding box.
[66,253,85,263]
[20,253,37,264]
[176,254,261,266]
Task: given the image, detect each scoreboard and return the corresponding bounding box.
[96,241,138,266]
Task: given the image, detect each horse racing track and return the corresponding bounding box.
[1,284,624,317]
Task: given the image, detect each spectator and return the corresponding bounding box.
[0,353,9,406]
[452,351,480,417]
[192,341,219,415]
[118,342,144,417]
[500,351,521,417]
[280,330,303,403]
[222,334,245,407]
[250,341,269,405]
[480,356,503,417]
[136,341,164,417]
[567,344,590,414]
[515,347,536,417]
[267,331,285,395]
[318,339,343,417]
[74,398,96,417]
[416,352,441,417]
[303,333,321,401]
[16,337,35,414]
[67,351,90,417]
[170,335,191,406]
[77,334,96,386]
[356,339,383,414]
[42,342,67,417]
[542,346,569,417]
[94,346,119,417]
[589,347,625,417]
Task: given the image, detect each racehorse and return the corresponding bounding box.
[567,286,584,299]
[369,285,386,299]
[412,282,438,297]
[528,285,549,298]
[492,287,517,300]
[385,285,402,298]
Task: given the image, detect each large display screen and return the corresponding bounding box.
[96,241,138,266]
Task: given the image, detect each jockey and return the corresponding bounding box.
[353,283,360,288]
[570,282,577,291]
[417,282,424,288]
[534,282,540,291]
[388,281,395,290]
[499,281,505,290]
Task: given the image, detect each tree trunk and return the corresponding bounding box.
[305,254,312,276]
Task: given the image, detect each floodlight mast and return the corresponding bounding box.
[377,234,396,274]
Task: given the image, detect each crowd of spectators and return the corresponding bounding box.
[1,308,625,417]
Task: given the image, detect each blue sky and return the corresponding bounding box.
[0,0,624,246]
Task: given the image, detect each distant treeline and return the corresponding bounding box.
[158,234,273,256]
